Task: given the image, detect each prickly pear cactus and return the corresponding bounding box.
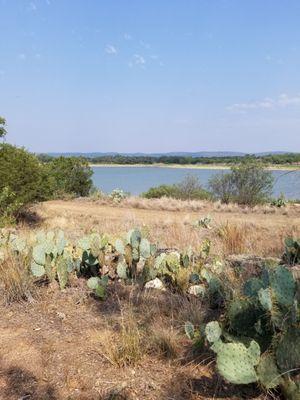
[214,340,260,385]
[205,321,222,343]
[228,298,263,336]
[257,354,281,389]
[243,277,264,298]
[269,266,296,308]
[276,326,300,374]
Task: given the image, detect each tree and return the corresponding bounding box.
[209,161,274,206]
[231,161,274,205]
[0,116,7,138]
[0,143,52,225]
[209,172,235,204]
[46,157,93,197]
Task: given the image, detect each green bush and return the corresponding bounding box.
[142,184,180,199]
[143,175,211,201]
[46,157,93,197]
[0,143,51,203]
[0,187,22,226]
[209,161,274,206]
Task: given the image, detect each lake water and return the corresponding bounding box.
[92,166,300,200]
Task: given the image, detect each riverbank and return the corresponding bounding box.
[89,163,300,171]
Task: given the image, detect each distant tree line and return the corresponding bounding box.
[38,153,300,166]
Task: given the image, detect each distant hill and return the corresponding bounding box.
[46,151,294,158]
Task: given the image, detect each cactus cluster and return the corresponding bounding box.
[283,237,300,265]
[198,264,300,399]
[30,230,74,289]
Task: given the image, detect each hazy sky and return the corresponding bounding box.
[1,0,300,153]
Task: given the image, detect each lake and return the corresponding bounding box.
[92,166,300,200]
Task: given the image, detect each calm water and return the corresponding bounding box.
[92,166,300,199]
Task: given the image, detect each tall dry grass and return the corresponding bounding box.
[0,250,35,304]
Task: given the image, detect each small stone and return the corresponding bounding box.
[188,284,206,297]
[144,278,165,291]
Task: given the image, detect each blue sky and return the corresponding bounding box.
[1,0,300,153]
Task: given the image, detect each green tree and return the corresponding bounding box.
[0,116,7,138]
[47,157,93,197]
[0,143,52,225]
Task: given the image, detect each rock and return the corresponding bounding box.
[144,278,165,291]
[188,284,206,297]
[226,255,281,280]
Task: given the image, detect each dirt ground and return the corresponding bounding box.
[0,283,267,400]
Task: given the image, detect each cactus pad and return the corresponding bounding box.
[269,266,296,308]
[243,277,264,298]
[276,326,300,373]
[257,353,281,389]
[228,298,263,336]
[205,321,222,343]
[215,340,260,384]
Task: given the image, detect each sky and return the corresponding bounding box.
[0,0,300,153]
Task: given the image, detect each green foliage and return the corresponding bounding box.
[0,187,23,226]
[271,193,287,208]
[46,156,93,197]
[0,116,7,138]
[0,144,54,224]
[209,160,274,206]
[142,175,212,200]
[48,152,300,167]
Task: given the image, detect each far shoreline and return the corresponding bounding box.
[89,163,300,171]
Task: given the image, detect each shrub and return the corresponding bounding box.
[209,161,274,206]
[109,188,127,203]
[143,175,211,201]
[0,144,52,224]
[0,187,23,226]
[142,184,179,199]
[46,156,93,197]
[271,193,287,208]
[209,172,235,204]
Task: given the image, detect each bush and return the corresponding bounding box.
[0,144,52,224]
[143,175,211,201]
[209,161,274,206]
[46,156,93,197]
[0,187,22,226]
[208,172,234,204]
[142,184,180,199]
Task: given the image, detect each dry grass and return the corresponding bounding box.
[218,222,248,255]
[100,307,144,367]
[148,324,180,359]
[0,250,35,304]
[27,198,300,259]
